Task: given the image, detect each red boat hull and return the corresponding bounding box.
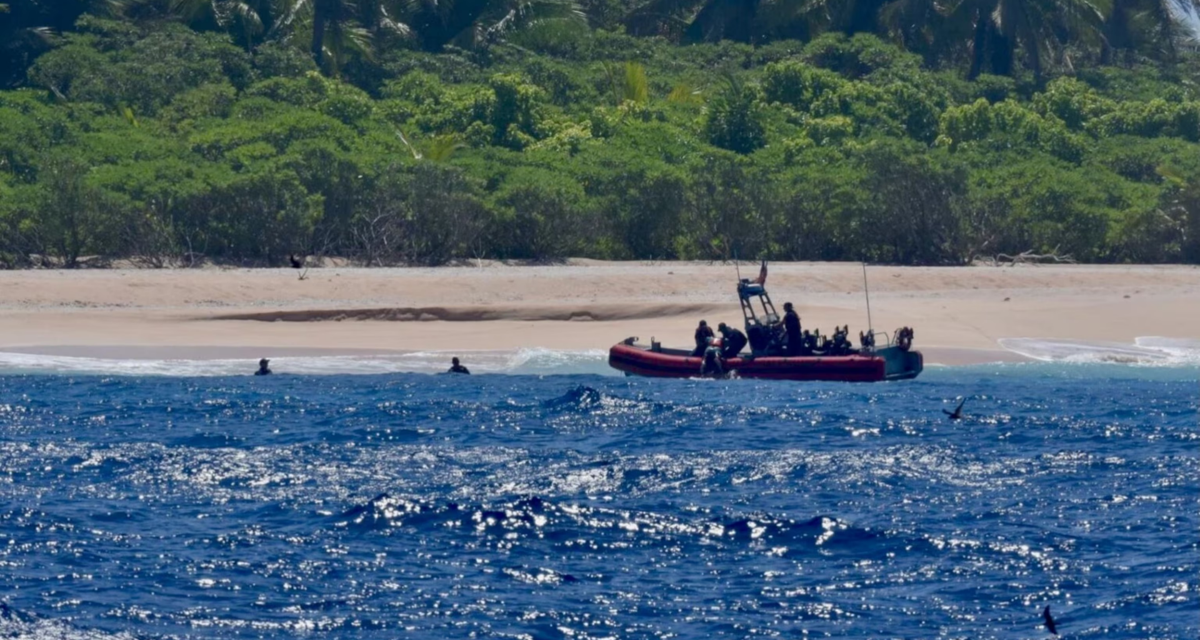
[608,343,922,382]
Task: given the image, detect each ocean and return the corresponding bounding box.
[0,342,1196,639]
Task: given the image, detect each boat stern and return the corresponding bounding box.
[876,346,923,380]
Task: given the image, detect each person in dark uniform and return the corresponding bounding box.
[692,320,714,357]
[783,302,802,356]
[717,322,747,359]
[447,357,470,374]
[255,358,272,375]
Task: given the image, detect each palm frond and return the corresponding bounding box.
[122,105,139,127]
[422,133,463,161]
[169,0,215,23]
[395,126,423,159]
[376,7,414,37]
[878,0,943,49]
[623,61,649,103]
[1164,0,1200,46]
[270,0,313,37]
[602,60,649,104]
[224,1,267,32]
[483,0,584,42]
[1157,164,1187,185]
[28,26,62,45]
[755,0,835,37]
[325,22,374,63]
[667,81,704,104]
[623,0,705,38]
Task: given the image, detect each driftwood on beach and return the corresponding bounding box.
[974,248,1077,266]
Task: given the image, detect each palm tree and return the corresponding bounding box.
[879,0,945,61]
[622,0,699,38]
[272,0,409,73]
[128,0,273,48]
[605,60,649,104]
[1166,0,1200,46]
[939,0,1105,80]
[623,0,859,44]
[1103,0,1200,63]
[1,0,116,87]
[409,0,584,51]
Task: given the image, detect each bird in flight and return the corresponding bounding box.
[943,397,966,420]
[1042,605,1058,635]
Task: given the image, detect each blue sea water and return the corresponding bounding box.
[0,363,1196,639]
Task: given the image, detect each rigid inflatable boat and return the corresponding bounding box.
[608,269,923,382]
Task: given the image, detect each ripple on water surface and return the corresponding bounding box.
[0,368,1196,639]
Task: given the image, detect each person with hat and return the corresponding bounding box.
[255,358,273,375]
[717,322,747,359]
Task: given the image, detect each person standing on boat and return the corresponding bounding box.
[783,302,803,356]
[693,320,714,357]
[717,322,747,359]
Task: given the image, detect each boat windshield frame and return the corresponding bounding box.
[737,279,779,329]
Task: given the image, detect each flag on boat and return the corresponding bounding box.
[753,260,767,285]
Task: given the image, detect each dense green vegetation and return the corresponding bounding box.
[1,0,1199,266]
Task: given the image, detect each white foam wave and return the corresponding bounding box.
[0,348,616,377]
[0,622,134,640]
[999,337,1200,367]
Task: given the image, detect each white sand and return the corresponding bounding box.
[1,261,1197,364]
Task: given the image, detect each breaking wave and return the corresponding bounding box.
[998,336,1200,366]
[0,348,614,377]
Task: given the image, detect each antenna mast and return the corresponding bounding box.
[862,262,874,335]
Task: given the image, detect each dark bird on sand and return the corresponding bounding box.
[1043,605,1058,635]
[943,397,966,420]
[289,254,303,269]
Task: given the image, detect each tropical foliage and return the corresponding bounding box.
[0,0,1199,267]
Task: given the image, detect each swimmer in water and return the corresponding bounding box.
[447,357,470,374]
[255,358,272,376]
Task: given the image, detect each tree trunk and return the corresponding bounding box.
[1026,33,1041,84]
[968,8,988,79]
[990,25,1013,77]
[1101,0,1130,65]
[311,0,328,71]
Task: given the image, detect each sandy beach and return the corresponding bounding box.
[1,261,1198,365]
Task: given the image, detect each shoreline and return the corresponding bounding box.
[1,262,1197,369]
[0,343,1031,367]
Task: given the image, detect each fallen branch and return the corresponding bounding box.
[981,247,1076,266]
